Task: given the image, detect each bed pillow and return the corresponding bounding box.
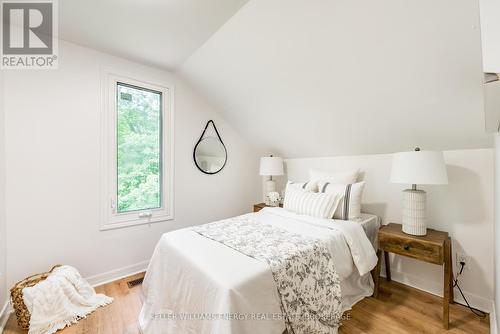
[287,180,318,192]
[283,183,341,219]
[318,181,365,220]
[309,169,359,184]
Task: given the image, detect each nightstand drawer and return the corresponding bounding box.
[253,203,283,213]
[254,204,264,212]
[379,234,443,265]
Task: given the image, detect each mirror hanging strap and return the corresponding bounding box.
[198,120,225,145]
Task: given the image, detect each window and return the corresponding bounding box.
[101,70,174,230]
[116,83,162,213]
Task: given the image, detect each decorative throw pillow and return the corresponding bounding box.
[318,181,365,220]
[309,169,359,185]
[283,183,341,219]
[287,180,318,192]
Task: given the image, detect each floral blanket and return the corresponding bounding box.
[192,216,342,334]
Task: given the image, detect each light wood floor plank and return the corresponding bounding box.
[3,274,489,334]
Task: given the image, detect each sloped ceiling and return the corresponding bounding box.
[59,0,249,70]
[180,0,492,158]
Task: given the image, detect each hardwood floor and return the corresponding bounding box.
[340,280,489,334]
[3,274,489,334]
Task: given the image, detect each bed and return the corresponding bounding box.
[139,207,380,334]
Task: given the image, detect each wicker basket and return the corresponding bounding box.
[10,265,62,330]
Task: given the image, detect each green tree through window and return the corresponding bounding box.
[116,83,162,213]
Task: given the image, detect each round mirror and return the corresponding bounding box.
[194,136,227,174]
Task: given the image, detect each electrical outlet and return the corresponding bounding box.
[456,252,470,271]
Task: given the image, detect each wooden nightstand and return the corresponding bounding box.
[374,223,454,329]
[253,202,282,212]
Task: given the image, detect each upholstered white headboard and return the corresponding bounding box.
[283,154,393,220]
[283,149,492,228]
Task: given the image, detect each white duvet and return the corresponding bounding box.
[139,207,378,334]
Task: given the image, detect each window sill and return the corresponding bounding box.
[100,214,174,231]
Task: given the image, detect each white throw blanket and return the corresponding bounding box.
[22,265,113,334]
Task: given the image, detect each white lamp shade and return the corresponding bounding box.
[259,156,284,176]
[390,150,448,185]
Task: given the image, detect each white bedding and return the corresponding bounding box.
[139,207,379,334]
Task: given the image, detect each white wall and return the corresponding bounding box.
[480,0,500,72]
[484,81,500,133]
[3,41,262,287]
[181,0,490,158]
[495,135,500,330]
[284,148,494,311]
[0,67,8,325]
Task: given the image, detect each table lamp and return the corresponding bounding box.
[259,155,284,204]
[390,148,448,236]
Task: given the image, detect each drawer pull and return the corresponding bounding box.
[404,245,410,251]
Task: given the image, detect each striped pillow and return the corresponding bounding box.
[283,183,341,219]
[318,181,365,220]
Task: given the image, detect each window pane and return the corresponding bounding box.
[116,83,162,213]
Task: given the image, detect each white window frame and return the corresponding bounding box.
[100,68,174,231]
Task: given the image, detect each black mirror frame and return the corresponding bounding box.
[193,120,228,175]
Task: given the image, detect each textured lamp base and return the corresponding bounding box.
[264,179,277,205]
[402,189,427,236]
